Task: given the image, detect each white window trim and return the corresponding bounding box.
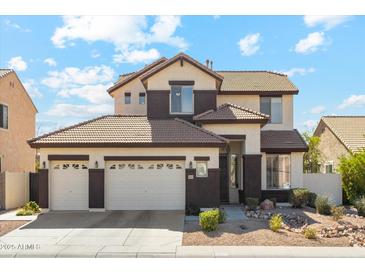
[169,85,194,115]
[196,161,208,178]
[324,161,334,174]
[0,101,9,131]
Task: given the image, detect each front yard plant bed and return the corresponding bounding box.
[183,207,365,247]
[0,221,28,237]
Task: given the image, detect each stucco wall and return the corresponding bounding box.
[261,152,304,190]
[39,147,220,169]
[112,79,147,115]
[4,171,29,209]
[317,125,349,173]
[202,123,261,154]
[0,73,36,172]
[217,94,259,111]
[147,61,217,90]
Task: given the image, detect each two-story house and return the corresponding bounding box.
[28,53,307,211]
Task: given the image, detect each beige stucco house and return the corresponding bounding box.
[314,116,365,173]
[28,53,307,211]
[0,69,37,173]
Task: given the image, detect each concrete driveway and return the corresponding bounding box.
[0,210,184,257]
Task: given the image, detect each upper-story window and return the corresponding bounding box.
[170,86,193,114]
[260,96,282,124]
[139,93,145,105]
[124,92,131,104]
[0,104,8,129]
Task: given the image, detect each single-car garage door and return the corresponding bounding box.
[50,161,89,210]
[106,161,185,210]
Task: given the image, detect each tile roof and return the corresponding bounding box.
[193,103,269,123]
[217,71,298,94]
[261,130,308,152]
[0,69,13,78]
[28,115,227,148]
[316,116,365,153]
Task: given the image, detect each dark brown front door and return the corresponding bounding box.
[219,155,229,203]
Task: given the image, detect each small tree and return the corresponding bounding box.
[338,150,365,203]
[302,131,322,173]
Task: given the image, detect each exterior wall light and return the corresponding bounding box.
[95,161,99,169]
[189,161,193,169]
[42,161,46,169]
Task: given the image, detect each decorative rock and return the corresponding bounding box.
[260,199,275,210]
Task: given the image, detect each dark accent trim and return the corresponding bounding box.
[261,148,307,153]
[169,80,195,86]
[260,94,283,98]
[48,154,89,161]
[242,154,262,200]
[38,169,49,208]
[219,90,299,95]
[125,92,131,96]
[196,119,269,124]
[194,90,217,116]
[219,134,246,140]
[261,190,289,203]
[193,90,218,93]
[139,92,145,96]
[104,156,186,161]
[185,168,220,208]
[31,142,225,148]
[194,156,210,161]
[89,169,104,208]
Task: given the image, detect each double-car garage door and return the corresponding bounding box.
[50,160,185,210]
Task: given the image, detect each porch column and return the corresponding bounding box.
[242,154,262,200]
[38,169,49,208]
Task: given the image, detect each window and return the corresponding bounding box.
[196,161,208,177]
[0,104,8,129]
[325,161,333,174]
[260,97,282,124]
[170,86,193,114]
[139,93,145,104]
[230,154,238,188]
[124,92,131,104]
[266,154,290,189]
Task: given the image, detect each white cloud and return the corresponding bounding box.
[8,56,27,71]
[304,16,351,30]
[310,105,326,114]
[51,16,187,63]
[338,94,365,109]
[238,33,261,56]
[282,67,315,77]
[213,15,221,20]
[46,103,113,118]
[58,83,113,104]
[294,32,326,54]
[23,79,43,99]
[303,120,318,129]
[44,58,57,67]
[113,48,160,64]
[4,19,31,32]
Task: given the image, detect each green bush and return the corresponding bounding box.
[338,150,365,203]
[315,195,332,215]
[16,209,33,216]
[217,209,226,224]
[289,188,310,208]
[331,206,346,221]
[303,227,317,239]
[354,196,365,217]
[269,214,283,232]
[307,192,317,208]
[199,209,219,231]
[24,201,40,213]
[246,197,259,210]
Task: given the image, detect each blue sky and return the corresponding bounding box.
[0,15,364,135]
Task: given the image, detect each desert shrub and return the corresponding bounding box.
[331,206,346,221]
[338,150,365,203]
[289,188,310,208]
[307,192,317,208]
[24,201,40,213]
[303,227,317,239]
[186,204,201,216]
[269,214,283,232]
[246,197,259,210]
[16,208,33,216]
[199,209,219,231]
[217,209,226,224]
[315,195,332,215]
[354,196,365,217]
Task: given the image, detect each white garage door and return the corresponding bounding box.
[50,161,89,210]
[106,161,185,210]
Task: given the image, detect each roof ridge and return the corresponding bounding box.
[216,70,288,77]
[193,109,215,119]
[294,128,309,147]
[0,69,14,78]
[221,102,270,118]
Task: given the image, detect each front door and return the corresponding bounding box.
[219,155,229,203]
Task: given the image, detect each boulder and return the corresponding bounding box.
[260,199,275,210]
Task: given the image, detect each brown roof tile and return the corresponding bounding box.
[28,115,227,148]
[261,130,308,152]
[193,103,269,124]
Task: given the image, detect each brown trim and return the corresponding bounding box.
[169,80,195,86]
[219,90,298,95]
[38,169,49,208]
[31,142,226,148]
[261,189,289,203]
[261,148,308,153]
[48,154,89,161]
[219,134,246,140]
[104,156,186,161]
[194,156,210,161]
[193,90,218,93]
[89,169,104,209]
[242,154,262,200]
[196,119,269,124]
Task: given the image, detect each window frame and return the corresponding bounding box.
[325,161,334,174]
[196,161,208,178]
[0,103,9,130]
[124,92,131,105]
[260,96,283,124]
[169,85,194,115]
[139,92,146,105]
[266,153,291,190]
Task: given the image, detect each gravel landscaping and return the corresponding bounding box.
[183,207,365,247]
[0,220,29,237]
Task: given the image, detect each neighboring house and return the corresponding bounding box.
[28,53,307,211]
[314,116,365,174]
[0,69,37,173]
